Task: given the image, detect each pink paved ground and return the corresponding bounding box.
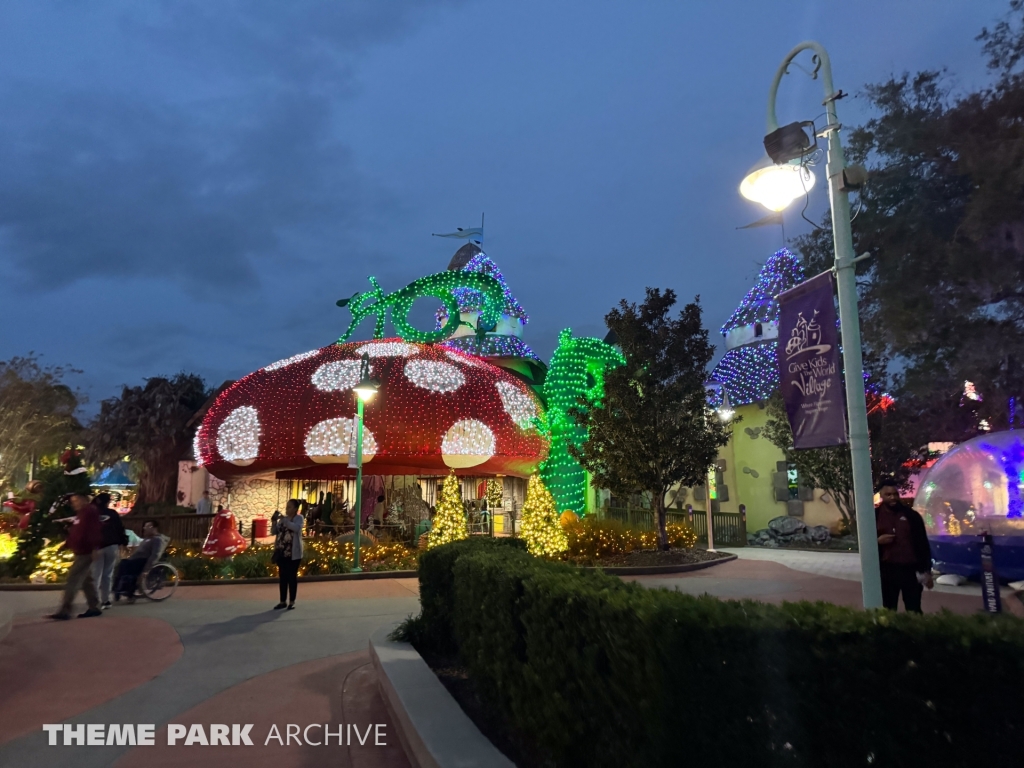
[0,616,184,745]
[113,651,410,768]
[631,557,1024,616]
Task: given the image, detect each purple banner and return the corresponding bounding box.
[777,271,847,449]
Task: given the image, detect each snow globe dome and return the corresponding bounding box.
[914,430,1024,581]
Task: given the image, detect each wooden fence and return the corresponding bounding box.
[122,513,215,543]
[599,506,747,547]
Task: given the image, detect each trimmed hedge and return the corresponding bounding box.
[416,536,527,653]
[420,542,1023,768]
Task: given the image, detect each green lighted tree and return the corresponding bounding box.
[571,290,731,550]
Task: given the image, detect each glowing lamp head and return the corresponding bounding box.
[740,157,815,212]
[716,390,735,422]
[354,353,379,402]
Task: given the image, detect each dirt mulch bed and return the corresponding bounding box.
[416,647,547,768]
[584,547,731,568]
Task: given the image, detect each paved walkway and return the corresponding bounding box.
[0,580,419,768]
[632,548,1024,616]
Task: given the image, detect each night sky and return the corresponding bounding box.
[0,1,1003,411]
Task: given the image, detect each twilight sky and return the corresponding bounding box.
[0,0,1006,411]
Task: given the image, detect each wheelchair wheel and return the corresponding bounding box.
[143,563,179,601]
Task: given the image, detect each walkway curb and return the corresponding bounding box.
[592,552,737,576]
[0,569,418,591]
[369,623,515,768]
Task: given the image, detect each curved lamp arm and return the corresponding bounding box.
[766,40,836,134]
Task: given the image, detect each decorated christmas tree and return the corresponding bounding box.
[5,449,92,578]
[520,474,568,557]
[427,471,468,549]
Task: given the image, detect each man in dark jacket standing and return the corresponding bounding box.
[875,478,933,613]
[91,492,128,609]
[50,494,103,620]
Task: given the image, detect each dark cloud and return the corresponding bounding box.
[0,0,462,294]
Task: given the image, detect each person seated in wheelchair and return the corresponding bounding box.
[114,520,166,601]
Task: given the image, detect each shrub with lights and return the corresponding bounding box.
[519,474,568,557]
[563,516,696,565]
[428,472,469,549]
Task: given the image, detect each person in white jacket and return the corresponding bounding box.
[273,499,304,610]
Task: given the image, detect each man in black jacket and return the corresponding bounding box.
[91,493,128,609]
[875,478,933,613]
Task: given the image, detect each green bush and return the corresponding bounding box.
[228,546,275,579]
[418,542,1024,768]
[166,554,223,581]
[416,536,527,653]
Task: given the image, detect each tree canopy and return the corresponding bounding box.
[0,356,81,490]
[571,289,731,549]
[794,1,1024,440]
[87,373,209,505]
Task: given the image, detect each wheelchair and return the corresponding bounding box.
[116,535,179,602]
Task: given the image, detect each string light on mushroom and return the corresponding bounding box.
[441,419,496,468]
[217,406,261,465]
[305,417,378,462]
[496,380,537,429]
[404,360,466,393]
[196,339,548,477]
[355,341,418,358]
[263,350,320,372]
[312,360,365,392]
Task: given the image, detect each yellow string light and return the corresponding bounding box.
[428,471,469,549]
[520,474,568,557]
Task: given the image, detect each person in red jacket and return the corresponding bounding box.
[49,494,103,620]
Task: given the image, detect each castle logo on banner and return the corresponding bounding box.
[777,271,847,449]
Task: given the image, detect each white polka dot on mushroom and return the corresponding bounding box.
[355,341,417,358]
[217,406,261,465]
[404,360,465,393]
[441,419,495,468]
[496,380,537,429]
[311,360,365,392]
[305,417,377,463]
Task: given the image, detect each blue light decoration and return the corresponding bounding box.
[443,334,541,361]
[710,248,804,406]
[436,251,529,327]
[436,247,541,362]
[916,430,1024,581]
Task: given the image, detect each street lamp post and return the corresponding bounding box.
[749,41,882,608]
[351,353,380,574]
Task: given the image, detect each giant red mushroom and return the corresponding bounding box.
[194,339,548,479]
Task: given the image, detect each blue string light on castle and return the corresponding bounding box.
[436,244,541,363]
[710,248,804,406]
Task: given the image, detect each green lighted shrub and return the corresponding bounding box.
[416,542,1024,768]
